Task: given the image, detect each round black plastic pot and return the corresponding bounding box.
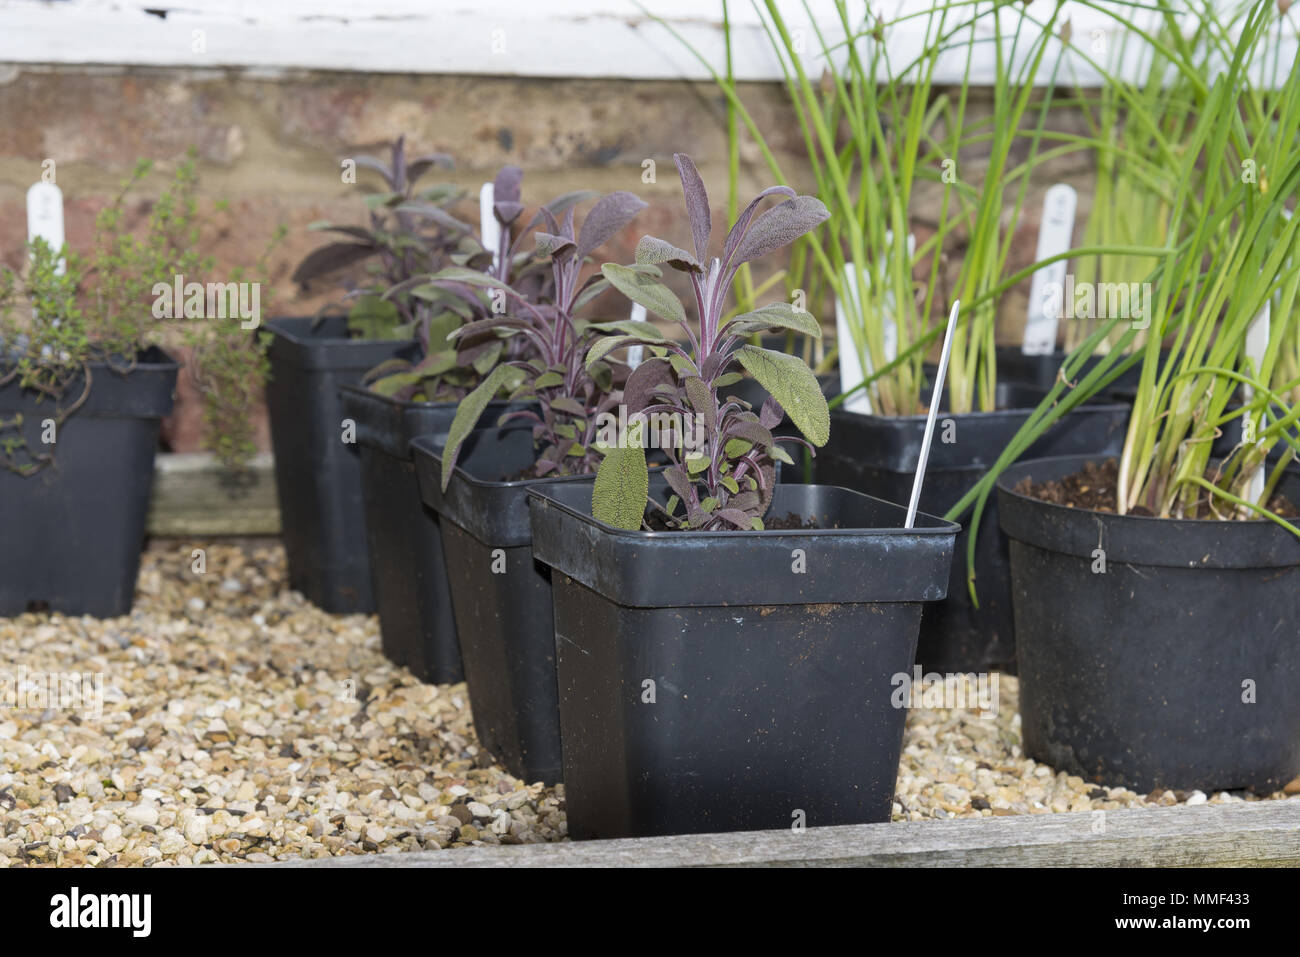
[528,481,959,839]
[0,347,178,617]
[815,382,1130,674]
[338,386,526,685]
[997,454,1300,792]
[265,316,406,614]
[410,426,603,786]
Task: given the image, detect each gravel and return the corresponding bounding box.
[0,541,564,867]
[1,541,1293,866]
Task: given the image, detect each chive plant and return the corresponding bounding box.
[667,0,1093,416]
[948,0,1300,597]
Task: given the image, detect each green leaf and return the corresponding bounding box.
[750,517,765,531]
[683,376,716,433]
[533,371,565,389]
[429,266,515,294]
[550,397,587,416]
[700,497,719,512]
[770,445,795,465]
[686,453,710,474]
[664,494,680,517]
[585,319,667,341]
[735,345,829,447]
[723,300,822,339]
[720,475,739,494]
[714,372,744,388]
[724,437,754,458]
[669,354,699,378]
[585,335,642,369]
[600,263,686,325]
[592,424,649,531]
[347,295,401,340]
[439,364,515,491]
[369,372,423,397]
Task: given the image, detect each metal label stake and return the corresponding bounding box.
[905,300,961,529]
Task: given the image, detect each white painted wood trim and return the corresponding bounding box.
[2,0,1291,86]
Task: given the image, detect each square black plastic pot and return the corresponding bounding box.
[264,316,407,614]
[337,386,527,686]
[0,347,178,617]
[815,381,1130,674]
[997,454,1300,793]
[409,426,604,786]
[528,482,960,839]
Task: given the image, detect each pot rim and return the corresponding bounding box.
[995,453,1300,569]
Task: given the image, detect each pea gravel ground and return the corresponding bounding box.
[1,541,1295,867]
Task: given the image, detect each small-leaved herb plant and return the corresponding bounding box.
[434,188,651,487]
[292,136,469,341]
[0,153,283,473]
[590,153,831,531]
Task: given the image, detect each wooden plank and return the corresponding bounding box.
[275,799,1300,868]
[146,452,280,537]
[0,0,1206,87]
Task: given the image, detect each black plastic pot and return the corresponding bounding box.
[998,454,1300,792]
[410,426,602,785]
[994,345,1145,396]
[527,481,959,839]
[0,347,178,617]
[815,382,1130,674]
[338,387,526,685]
[265,316,406,613]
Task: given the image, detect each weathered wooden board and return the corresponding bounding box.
[275,799,1300,868]
[146,452,279,537]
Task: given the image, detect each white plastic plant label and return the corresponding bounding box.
[835,264,872,415]
[1243,300,1270,503]
[479,181,501,271]
[626,303,646,370]
[836,233,912,417]
[27,180,65,274]
[1021,183,1077,355]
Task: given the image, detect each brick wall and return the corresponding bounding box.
[0,65,1095,451]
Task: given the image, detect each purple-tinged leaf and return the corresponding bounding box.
[576,191,647,261]
[716,508,754,529]
[729,196,829,268]
[291,241,377,284]
[759,395,784,430]
[664,465,694,503]
[407,153,455,184]
[535,232,577,260]
[673,153,712,261]
[720,185,796,265]
[726,419,775,450]
[395,202,475,234]
[494,165,523,205]
[635,236,702,273]
[623,357,675,413]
